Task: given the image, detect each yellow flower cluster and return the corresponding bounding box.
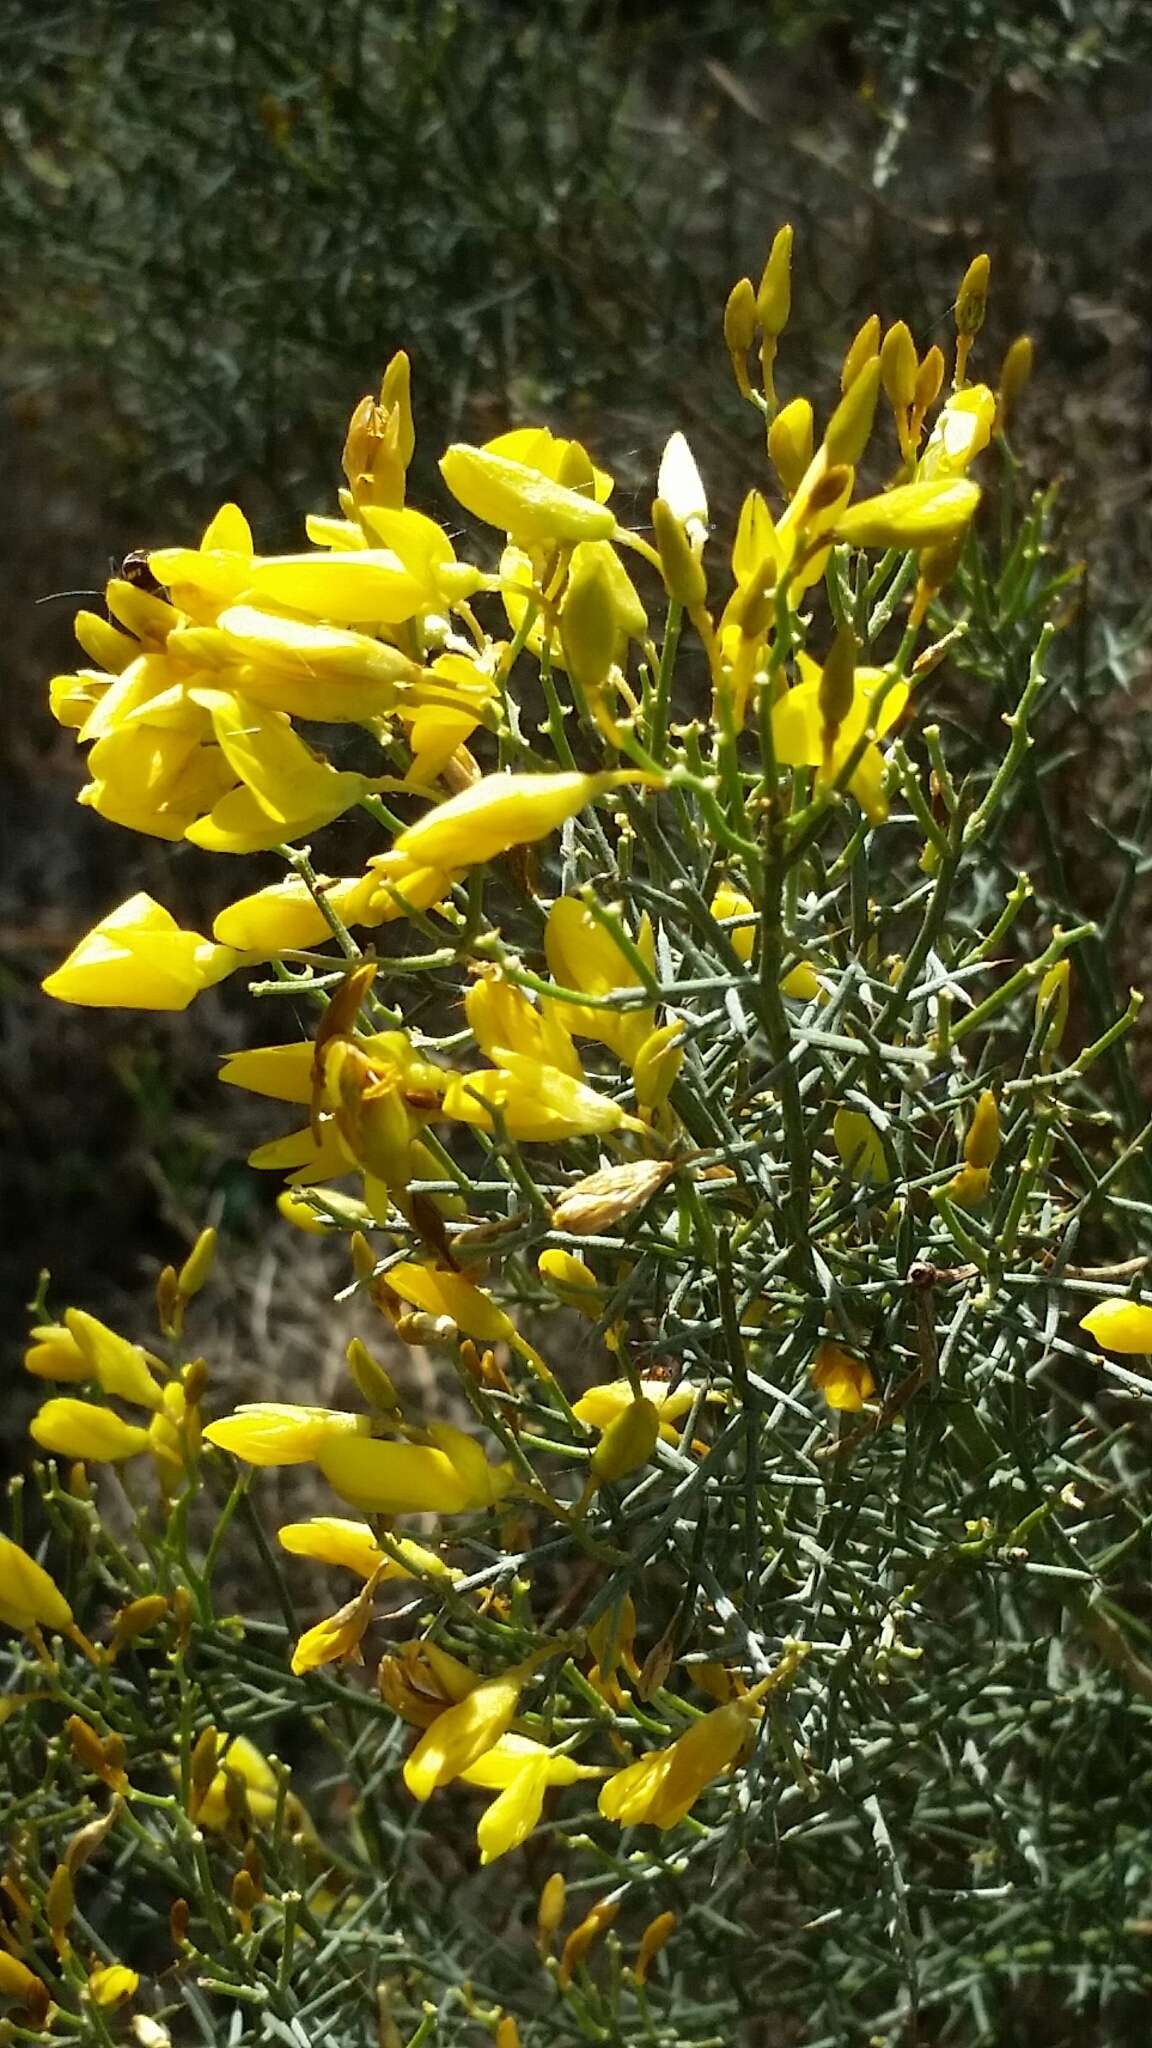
[21,231,1049,1896]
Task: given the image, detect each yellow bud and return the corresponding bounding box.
[346,1337,401,1414]
[824,357,881,468]
[107,1595,169,1660]
[0,1533,74,1636]
[188,1726,219,1820]
[651,497,707,609]
[155,1266,182,1338]
[832,1107,887,1184]
[558,1898,619,1987]
[1035,958,1071,1049]
[177,1227,217,1301]
[46,1863,74,1952]
[964,1089,1001,1170]
[634,1909,677,1984]
[231,1868,260,1929]
[913,344,945,418]
[955,253,991,337]
[538,1248,603,1315]
[995,335,1034,435]
[632,1020,685,1114]
[64,1800,121,1874]
[840,312,880,393]
[560,548,618,691]
[590,1398,660,1486]
[723,277,757,396]
[944,1164,990,1210]
[768,396,814,498]
[879,320,918,414]
[756,224,793,338]
[537,1871,567,1951]
[495,2020,520,2048]
[818,626,857,763]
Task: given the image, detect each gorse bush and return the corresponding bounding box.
[8,235,1152,2048]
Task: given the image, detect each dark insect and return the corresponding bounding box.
[117,550,164,596]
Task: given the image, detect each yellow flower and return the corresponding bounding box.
[185,687,382,851]
[278,1518,451,1581]
[23,1322,88,1382]
[87,1965,139,2009]
[42,893,242,1010]
[196,1735,280,1833]
[832,478,980,552]
[832,1107,888,1184]
[810,1341,875,1412]
[461,1735,605,1864]
[465,974,581,1078]
[573,1377,696,1441]
[771,663,907,824]
[1079,1300,1152,1355]
[538,1248,605,1314]
[918,387,995,481]
[204,1403,371,1467]
[383,1261,517,1345]
[394,770,640,872]
[212,872,380,953]
[588,1397,660,1485]
[290,1575,379,1676]
[63,1310,163,1411]
[403,1663,533,1801]
[768,397,814,498]
[318,1433,515,1516]
[599,1691,763,1830]
[964,1089,1001,1170]
[0,1532,74,1638]
[543,896,655,1062]
[0,1952,50,2022]
[31,1399,153,1464]
[442,1054,644,1143]
[440,442,615,546]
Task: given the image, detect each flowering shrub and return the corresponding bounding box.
[7,235,1152,2046]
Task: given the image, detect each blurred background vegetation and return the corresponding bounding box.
[4,0,1152,1401]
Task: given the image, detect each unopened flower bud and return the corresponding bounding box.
[824,357,881,468]
[558,1898,619,1987]
[178,1226,217,1301]
[346,1337,401,1415]
[840,313,880,394]
[633,1909,677,1984]
[964,1088,1000,1170]
[995,335,1034,435]
[723,277,757,397]
[651,498,707,609]
[768,397,814,498]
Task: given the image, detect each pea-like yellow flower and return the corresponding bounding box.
[442,1053,644,1144]
[43,893,242,1010]
[543,896,655,1063]
[538,1248,605,1314]
[1079,1300,1152,1355]
[23,1322,88,1382]
[573,1377,696,1441]
[318,1432,515,1516]
[771,661,908,824]
[710,883,820,996]
[394,770,642,872]
[278,1518,451,1581]
[203,1403,371,1467]
[810,1341,876,1412]
[441,443,615,547]
[185,687,383,851]
[196,1735,284,1833]
[63,1309,163,1411]
[0,1532,74,1639]
[31,1399,153,1464]
[290,1574,379,1676]
[382,1261,517,1345]
[462,1735,605,1865]
[588,1397,660,1486]
[403,1661,535,1801]
[832,478,980,552]
[465,974,582,1078]
[599,1689,763,1831]
[964,1089,1001,1170]
[0,1952,50,2023]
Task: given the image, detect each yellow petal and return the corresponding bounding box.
[30,1399,151,1464]
[203,1404,370,1466]
[318,1435,512,1515]
[0,1532,74,1632]
[441,444,615,545]
[1079,1300,1152,1355]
